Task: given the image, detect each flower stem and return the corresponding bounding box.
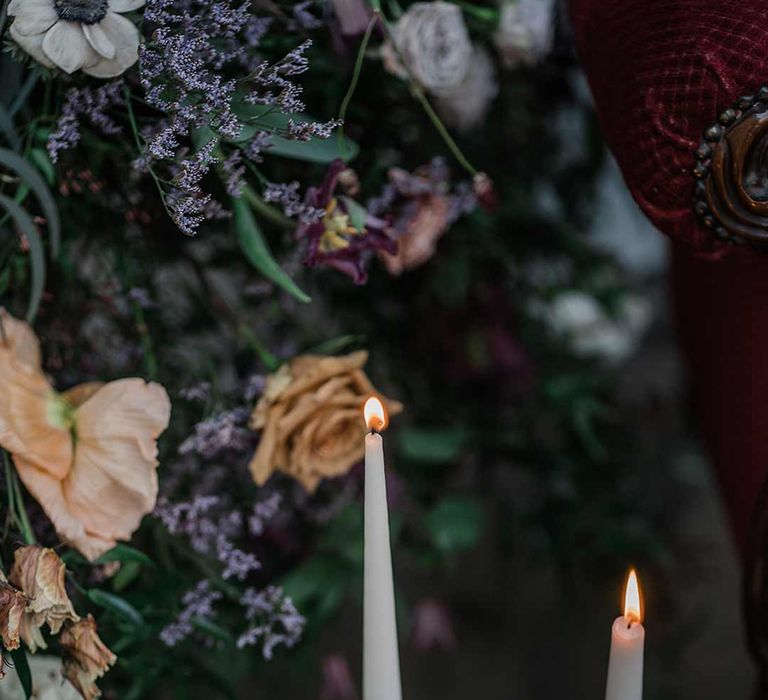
[375,7,479,177]
[337,13,379,160]
[4,452,36,545]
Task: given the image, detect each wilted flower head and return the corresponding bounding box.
[0,309,171,560]
[60,615,116,700]
[8,0,144,77]
[0,574,28,651]
[320,653,358,700]
[410,598,457,653]
[249,351,402,491]
[494,0,555,68]
[382,1,472,96]
[368,159,477,275]
[331,0,372,37]
[435,47,499,132]
[9,546,79,652]
[296,160,396,284]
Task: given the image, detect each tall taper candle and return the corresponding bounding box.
[363,397,402,700]
[605,569,645,700]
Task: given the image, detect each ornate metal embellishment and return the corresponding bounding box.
[693,87,768,246]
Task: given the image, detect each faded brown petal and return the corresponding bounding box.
[61,615,116,700]
[0,573,29,651]
[15,379,171,561]
[9,546,79,648]
[0,308,42,371]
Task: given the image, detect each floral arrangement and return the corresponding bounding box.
[0,0,677,698]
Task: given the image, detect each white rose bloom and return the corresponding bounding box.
[494,0,555,68]
[383,1,473,96]
[535,291,652,364]
[8,0,144,78]
[435,46,498,132]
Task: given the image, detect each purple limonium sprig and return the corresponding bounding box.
[295,159,396,284]
[47,81,125,163]
[136,2,339,235]
[160,580,223,647]
[237,586,305,659]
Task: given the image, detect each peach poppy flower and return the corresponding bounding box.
[0,309,171,561]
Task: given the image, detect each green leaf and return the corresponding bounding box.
[9,647,32,700]
[268,134,359,164]
[28,148,55,186]
[340,196,367,231]
[232,195,310,303]
[398,426,468,464]
[95,543,155,567]
[0,193,46,321]
[231,102,359,163]
[305,334,366,355]
[112,560,142,592]
[0,104,21,150]
[0,148,60,257]
[424,497,485,554]
[86,589,144,627]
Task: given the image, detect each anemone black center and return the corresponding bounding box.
[53,0,109,24]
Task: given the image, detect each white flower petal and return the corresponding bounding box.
[10,2,57,36]
[108,0,145,11]
[82,12,139,78]
[9,24,55,69]
[8,0,53,17]
[82,22,116,59]
[42,21,89,74]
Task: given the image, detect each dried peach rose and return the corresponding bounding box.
[249,351,402,491]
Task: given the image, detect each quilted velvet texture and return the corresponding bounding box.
[570,0,768,259]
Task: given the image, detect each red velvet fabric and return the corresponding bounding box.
[570,0,768,260]
[671,245,768,552]
[569,0,768,550]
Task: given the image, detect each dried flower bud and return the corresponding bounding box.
[9,546,79,651]
[472,172,499,212]
[60,615,116,700]
[0,574,28,651]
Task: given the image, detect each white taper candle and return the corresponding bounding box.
[364,429,403,700]
[605,569,645,700]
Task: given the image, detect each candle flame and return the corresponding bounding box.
[363,396,387,432]
[623,568,642,624]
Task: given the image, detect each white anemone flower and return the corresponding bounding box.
[8,0,144,78]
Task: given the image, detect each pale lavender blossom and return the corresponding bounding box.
[178,407,252,459]
[237,586,305,659]
[179,382,211,402]
[248,492,282,536]
[160,580,223,646]
[263,182,323,224]
[47,81,125,163]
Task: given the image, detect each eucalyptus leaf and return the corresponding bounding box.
[0,147,61,256]
[232,195,310,303]
[0,193,46,321]
[86,589,144,628]
[424,497,485,553]
[95,543,155,567]
[398,426,468,464]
